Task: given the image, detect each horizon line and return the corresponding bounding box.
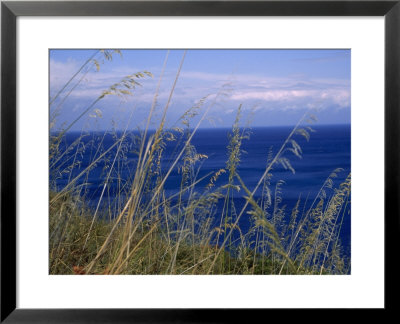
[51,123,351,134]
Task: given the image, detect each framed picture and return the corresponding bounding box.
[1,0,398,321]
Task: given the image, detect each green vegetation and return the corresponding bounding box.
[49,50,351,275]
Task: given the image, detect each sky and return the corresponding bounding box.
[49,49,350,131]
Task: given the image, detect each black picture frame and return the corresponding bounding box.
[1,0,399,322]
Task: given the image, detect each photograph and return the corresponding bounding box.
[49,49,351,275]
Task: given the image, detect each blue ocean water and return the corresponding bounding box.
[53,124,351,255]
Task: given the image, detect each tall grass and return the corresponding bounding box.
[49,50,351,275]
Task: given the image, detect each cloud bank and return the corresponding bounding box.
[51,58,350,112]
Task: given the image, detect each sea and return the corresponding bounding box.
[53,124,351,256]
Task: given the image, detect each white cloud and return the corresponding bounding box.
[230,88,350,109]
[50,59,350,113]
[49,59,80,91]
[50,59,158,102]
